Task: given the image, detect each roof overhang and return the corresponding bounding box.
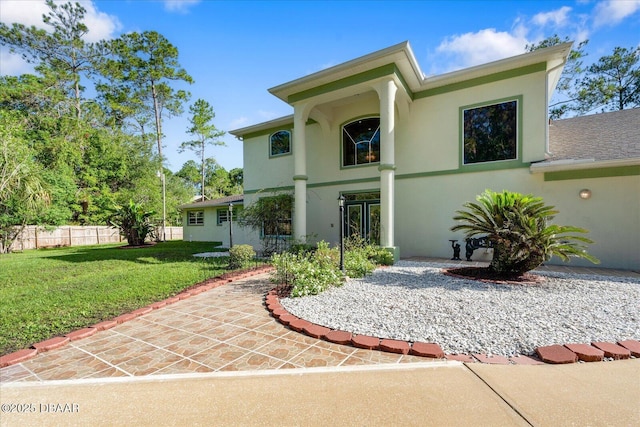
[231,41,573,137]
[268,41,424,104]
[229,115,293,139]
[179,194,243,209]
[530,157,640,173]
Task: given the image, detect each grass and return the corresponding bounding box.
[0,241,239,356]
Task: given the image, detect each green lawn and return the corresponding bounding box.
[0,241,234,356]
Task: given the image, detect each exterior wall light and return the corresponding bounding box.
[579,189,592,199]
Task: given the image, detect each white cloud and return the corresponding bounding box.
[0,0,50,28]
[228,117,249,130]
[0,1,120,76]
[435,28,528,71]
[0,1,121,41]
[593,0,640,27]
[81,1,122,42]
[0,50,34,75]
[532,6,572,27]
[163,0,201,13]
[258,110,280,120]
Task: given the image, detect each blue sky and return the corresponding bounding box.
[1,0,639,172]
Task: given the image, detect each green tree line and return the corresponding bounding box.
[0,1,239,252]
[527,35,639,118]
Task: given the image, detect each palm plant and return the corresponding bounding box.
[451,190,599,276]
[110,200,156,246]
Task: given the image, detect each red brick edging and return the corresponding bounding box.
[265,288,639,366]
[0,266,274,368]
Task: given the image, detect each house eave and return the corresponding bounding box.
[268,41,425,103]
[529,157,640,173]
[421,42,572,90]
[229,115,294,138]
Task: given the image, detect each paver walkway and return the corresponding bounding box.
[0,274,431,383]
[1,259,638,384]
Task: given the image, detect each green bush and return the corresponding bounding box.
[228,244,256,269]
[368,247,394,266]
[451,189,599,276]
[271,241,343,297]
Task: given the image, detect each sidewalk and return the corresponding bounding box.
[2,360,638,426]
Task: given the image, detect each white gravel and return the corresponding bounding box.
[280,261,640,357]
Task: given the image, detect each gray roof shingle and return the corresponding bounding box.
[179,194,243,209]
[548,108,640,161]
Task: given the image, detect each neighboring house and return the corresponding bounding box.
[180,194,248,247]
[225,41,638,269]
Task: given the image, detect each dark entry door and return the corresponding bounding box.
[344,192,380,245]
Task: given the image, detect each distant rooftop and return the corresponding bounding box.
[548,108,640,162]
[179,194,243,209]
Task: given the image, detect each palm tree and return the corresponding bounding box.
[451,190,599,276]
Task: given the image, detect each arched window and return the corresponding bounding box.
[342,117,380,167]
[270,130,291,157]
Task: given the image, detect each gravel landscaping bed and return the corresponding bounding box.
[280,261,640,357]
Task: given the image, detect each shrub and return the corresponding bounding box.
[110,200,155,246]
[228,244,256,269]
[271,241,343,297]
[451,189,599,276]
[344,247,376,277]
[368,247,394,266]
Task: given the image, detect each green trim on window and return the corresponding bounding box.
[269,130,292,158]
[288,64,400,103]
[340,114,381,170]
[186,210,204,226]
[415,63,546,99]
[458,95,525,172]
[544,165,640,181]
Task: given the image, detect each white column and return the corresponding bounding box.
[377,79,397,249]
[292,105,308,241]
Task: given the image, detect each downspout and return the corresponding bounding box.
[545,58,568,157]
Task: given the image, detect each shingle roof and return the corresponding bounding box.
[548,108,640,161]
[179,194,243,209]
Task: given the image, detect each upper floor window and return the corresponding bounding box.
[342,117,380,167]
[270,130,291,157]
[463,100,517,164]
[187,210,204,226]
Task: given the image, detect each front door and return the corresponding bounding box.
[344,192,380,245]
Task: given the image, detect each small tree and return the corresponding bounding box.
[110,200,155,246]
[451,190,598,277]
[180,99,225,200]
[239,193,293,256]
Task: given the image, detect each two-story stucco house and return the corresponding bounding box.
[214,41,639,269]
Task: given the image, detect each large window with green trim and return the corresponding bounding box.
[342,117,380,167]
[463,99,518,164]
[270,130,291,157]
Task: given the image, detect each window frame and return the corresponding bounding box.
[459,95,524,171]
[216,208,239,226]
[187,210,204,226]
[269,130,292,158]
[341,116,381,169]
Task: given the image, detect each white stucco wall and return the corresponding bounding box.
[240,69,639,269]
[182,207,252,248]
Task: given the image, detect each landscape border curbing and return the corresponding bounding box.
[265,288,639,366]
[0,266,274,368]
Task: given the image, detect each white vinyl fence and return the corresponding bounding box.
[9,226,183,251]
